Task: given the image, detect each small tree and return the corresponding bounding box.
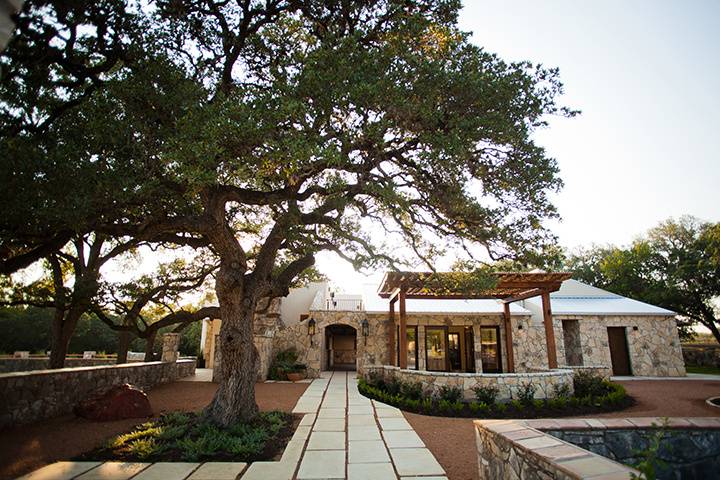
[566,216,720,343]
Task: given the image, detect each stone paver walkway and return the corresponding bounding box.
[16,371,446,480]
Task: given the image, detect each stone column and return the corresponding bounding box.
[161,333,180,363]
[212,334,222,382]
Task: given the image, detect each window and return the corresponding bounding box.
[425,327,447,371]
[480,326,502,373]
[396,326,418,369]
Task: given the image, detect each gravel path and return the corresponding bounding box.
[0,381,306,480]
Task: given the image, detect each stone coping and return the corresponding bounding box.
[0,359,195,379]
[367,364,572,378]
[475,419,640,479]
[475,417,720,479]
[526,416,720,430]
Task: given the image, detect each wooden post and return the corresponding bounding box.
[399,287,408,369]
[503,302,515,373]
[388,299,396,366]
[541,292,558,369]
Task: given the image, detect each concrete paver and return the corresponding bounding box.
[132,463,199,480]
[297,449,346,479]
[75,462,150,480]
[348,462,397,480]
[389,448,445,477]
[348,440,391,464]
[187,462,246,480]
[15,462,101,480]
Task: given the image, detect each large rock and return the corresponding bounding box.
[74,384,153,421]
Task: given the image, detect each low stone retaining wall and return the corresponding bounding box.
[562,365,612,379]
[547,422,720,479]
[0,358,144,373]
[682,343,720,367]
[0,359,196,429]
[363,365,574,401]
[474,419,639,479]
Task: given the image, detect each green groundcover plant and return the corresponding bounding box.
[79,411,294,463]
[359,371,632,419]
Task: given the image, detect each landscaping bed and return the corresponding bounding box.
[77,410,298,463]
[359,370,634,419]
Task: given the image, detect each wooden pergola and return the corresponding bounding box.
[377,271,573,372]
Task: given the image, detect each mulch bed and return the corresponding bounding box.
[0,381,308,480]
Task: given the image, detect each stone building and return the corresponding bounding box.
[202,273,686,384]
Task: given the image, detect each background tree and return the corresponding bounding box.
[2,0,575,426]
[565,216,720,343]
[0,234,138,367]
[92,253,218,362]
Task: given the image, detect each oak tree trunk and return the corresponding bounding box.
[117,331,131,364]
[203,259,259,426]
[49,310,82,369]
[144,330,158,361]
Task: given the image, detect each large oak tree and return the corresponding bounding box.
[2,1,575,425]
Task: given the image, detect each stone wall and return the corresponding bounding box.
[548,427,720,480]
[273,310,389,378]
[0,358,141,373]
[682,343,720,367]
[364,364,574,401]
[0,359,196,429]
[474,419,639,479]
[554,315,686,376]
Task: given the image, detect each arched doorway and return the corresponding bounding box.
[325,324,357,371]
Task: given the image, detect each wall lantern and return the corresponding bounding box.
[361,319,369,342]
[517,324,523,330]
[308,318,316,346]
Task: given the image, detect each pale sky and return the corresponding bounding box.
[317,0,720,288]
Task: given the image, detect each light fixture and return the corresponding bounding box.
[308,318,316,346]
[361,318,369,344]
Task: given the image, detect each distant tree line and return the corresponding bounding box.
[0,306,202,357]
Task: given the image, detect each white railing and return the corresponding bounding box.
[325,298,364,311]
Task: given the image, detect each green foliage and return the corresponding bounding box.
[573,370,608,398]
[438,400,452,413]
[451,401,465,414]
[516,382,537,405]
[421,398,433,413]
[472,384,499,405]
[565,217,720,342]
[102,410,288,462]
[437,385,463,403]
[268,349,301,380]
[468,402,490,416]
[552,383,572,399]
[494,403,508,414]
[510,399,523,411]
[631,419,671,480]
[401,381,424,401]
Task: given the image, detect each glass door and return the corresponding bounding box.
[448,332,461,371]
[425,327,447,371]
[397,326,418,369]
[480,326,502,373]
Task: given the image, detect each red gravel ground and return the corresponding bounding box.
[0,381,306,480]
[406,379,720,480]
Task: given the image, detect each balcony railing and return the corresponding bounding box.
[325,298,364,311]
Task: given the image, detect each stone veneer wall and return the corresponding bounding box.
[0,358,142,373]
[682,343,720,367]
[364,364,573,401]
[555,315,686,376]
[0,359,196,428]
[273,310,389,378]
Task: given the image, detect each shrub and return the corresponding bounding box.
[533,399,545,410]
[366,371,385,389]
[552,383,572,399]
[401,381,424,400]
[405,399,420,411]
[437,385,463,403]
[510,399,523,411]
[494,403,507,414]
[268,349,299,380]
[469,402,490,416]
[438,399,452,413]
[385,377,403,396]
[421,398,433,413]
[452,401,465,415]
[472,384,499,405]
[573,370,606,398]
[516,382,537,405]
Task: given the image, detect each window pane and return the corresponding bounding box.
[426,328,446,371]
[397,327,418,370]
